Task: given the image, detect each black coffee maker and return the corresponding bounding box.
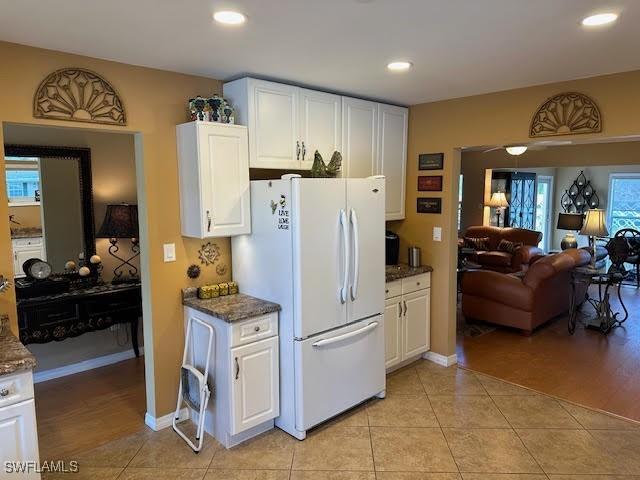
[385,230,399,265]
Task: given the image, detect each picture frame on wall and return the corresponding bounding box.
[418,175,443,192]
[418,153,444,170]
[417,197,442,214]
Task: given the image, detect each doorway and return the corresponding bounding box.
[535,175,554,252]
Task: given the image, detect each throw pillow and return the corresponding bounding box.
[464,237,490,251]
[498,239,523,254]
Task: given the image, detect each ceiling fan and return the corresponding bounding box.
[482,140,573,155]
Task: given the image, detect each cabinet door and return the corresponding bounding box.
[14,245,45,278]
[403,290,430,359]
[299,89,341,170]
[230,336,279,435]
[0,399,40,478]
[384,297,403,369]
[198,123,251,237]
[249,80,299,169]
[342,97,378,178]
[377,104,408,221]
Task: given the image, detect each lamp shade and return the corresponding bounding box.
[580,209,609,237]
[557,213,584,231]
[97,204,139,238]
[487,191,510,208]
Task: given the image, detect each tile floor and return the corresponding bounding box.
[42,360,640,480]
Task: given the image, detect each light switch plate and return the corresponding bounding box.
[433,226,442,242]
[163,243,176,262]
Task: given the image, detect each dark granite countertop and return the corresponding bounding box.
[386,264,433,283]
[182,288,281,323]
[0,316,36,376]
[11,228,43,239]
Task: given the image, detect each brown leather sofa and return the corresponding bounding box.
[461,248,591,334]
[460,226,543,273]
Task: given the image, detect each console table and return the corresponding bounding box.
[17,283,142,357]
[568,266,628,335]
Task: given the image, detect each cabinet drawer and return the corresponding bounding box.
[401,273,430,294]
[84,293,139,316]
[35,303,80,326]
[385,280,401,299]
[230,313,278,348]
[13,237,42,247]
[0,370,34,409]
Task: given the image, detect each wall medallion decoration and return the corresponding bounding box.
[529,92,601,138]
[34,68,126,125]
[198,242,220,266]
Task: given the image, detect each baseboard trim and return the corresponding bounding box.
[33,347,144,383]
[145,407,189,431]
[423,351,458,367]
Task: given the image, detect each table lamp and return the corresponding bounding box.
[557,213,584,250]
[97,203,140,283]
[487,192,509,227]
[580,209,609,268]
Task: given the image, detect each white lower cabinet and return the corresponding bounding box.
[384,273,431,370]
[0,370,40,479]
[13,237,45,278]
[183,307,279,448]
[230,336,279,435]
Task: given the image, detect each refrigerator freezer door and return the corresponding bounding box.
[347,177,385,324]
[292,178,348,339]
[294,315,385,431]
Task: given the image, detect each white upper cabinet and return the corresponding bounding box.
[224,79,342,171]
[342,97,378,178]
[224,78,408,220]
[299,88,342,169]
[177,122,251,238]
[225,78,299,170]
[377,104,408,221]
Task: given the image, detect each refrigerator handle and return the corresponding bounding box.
[339,209,349,304]
[350,208,360,301]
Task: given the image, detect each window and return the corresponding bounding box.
[5,156,40,204]
[608,174,640,233]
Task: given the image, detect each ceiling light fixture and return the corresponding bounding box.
[582,13,618,27]
[213,10,246,25]
[387,61,412,72]
[506,146,527,156]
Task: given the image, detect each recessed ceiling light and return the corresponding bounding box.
[505,146,527,156]
[582,13,618,27]
[213,10,246,25]
[387,61,412,72]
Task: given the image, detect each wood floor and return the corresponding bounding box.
[34,356,147,460]
[458,283,640,422]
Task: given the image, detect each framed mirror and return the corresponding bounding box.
[5,144,95,277]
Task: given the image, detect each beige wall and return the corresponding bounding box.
[390,69,640,359]
[0,41,230,417]
[8,205,41,229]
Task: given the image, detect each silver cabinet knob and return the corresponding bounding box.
[254,326,261,332]
[417,282,421,286]
[0,388,9,397]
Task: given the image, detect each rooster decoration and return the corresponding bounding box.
[311,150,342,178]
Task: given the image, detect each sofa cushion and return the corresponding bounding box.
[500,227,542,246]
[464,237,490,250]
[477,251,512,267]
[498,239,523,254]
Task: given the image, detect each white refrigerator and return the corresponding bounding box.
[232,175,386,440]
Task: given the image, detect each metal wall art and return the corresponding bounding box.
[560,170,599,214]
[198,242,220,266]
[530,92,601,138]
[187,264,201,279]
[34,68,126,125]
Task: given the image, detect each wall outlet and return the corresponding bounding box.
[163,243,176,262]
[433,226,442,242]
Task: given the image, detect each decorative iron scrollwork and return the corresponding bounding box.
[530,92,601,138]
[34,68,126,125]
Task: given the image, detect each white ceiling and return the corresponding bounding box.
[1,0,639,105]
